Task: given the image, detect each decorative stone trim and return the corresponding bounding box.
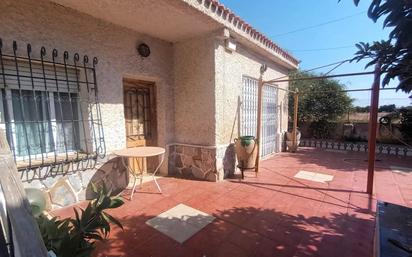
[168,144,220,181]
[22,155,129,210]
[168,143,237,181]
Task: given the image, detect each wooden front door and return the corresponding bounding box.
[123,80,156,172]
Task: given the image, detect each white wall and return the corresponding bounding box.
[214,38,291,147]
[0,0,175,167]
[173,34,216,146]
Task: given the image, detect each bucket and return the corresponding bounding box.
[234,136,258,169]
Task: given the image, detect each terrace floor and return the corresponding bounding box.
[53,148,412,257]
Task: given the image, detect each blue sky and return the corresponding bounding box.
[219,0,411,107]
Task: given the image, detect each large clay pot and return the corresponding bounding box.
[286,131,301,141]
[286,131,301,152]
[234,136,258,169]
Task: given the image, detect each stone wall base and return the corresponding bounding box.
[168,144,237,181]
[168,144,218,181]
[21,156,128,211]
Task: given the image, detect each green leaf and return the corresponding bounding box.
[102,211,124,230]
[108,198,124,209]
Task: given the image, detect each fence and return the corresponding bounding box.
[299,138,412,157]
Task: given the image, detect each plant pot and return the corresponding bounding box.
[286,131,301,152]
[234,136,258,169]
[286,131,301,141]
[25,188,46,217]
[286,140,300,152]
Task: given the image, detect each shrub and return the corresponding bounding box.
[309,120,337,139]
[36,184,124,257]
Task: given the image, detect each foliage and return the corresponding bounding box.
[289,71,353,123]
[399,107,412,139]
[378,104,397,112]
[354,104,406,113]
[352,105,370,112]
[346,0,412,95]
[36,184,124,257]
[309,120,337,139]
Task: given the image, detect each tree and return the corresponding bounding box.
[289,71,353,138]
[346,0,412,95]
[378,104,397,112]
[353,105,370,112]
[289,71,353,123]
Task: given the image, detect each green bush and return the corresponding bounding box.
[400,108,412,140]
[36,184,124,257]
[309,120,337,139]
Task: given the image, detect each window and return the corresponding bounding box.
[241,76,279,157]
[2,89,81,158]
[0,40,105,170]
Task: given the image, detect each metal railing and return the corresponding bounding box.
[0,39,105,171]
[299,139,412,157]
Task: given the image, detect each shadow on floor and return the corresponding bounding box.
[277,148,412,173]
[92,204,375,257]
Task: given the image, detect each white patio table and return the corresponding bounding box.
[112,146,165,199]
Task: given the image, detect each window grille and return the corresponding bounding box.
[0,39,105,170]
[124,86,152,138]
[241,76,278,157]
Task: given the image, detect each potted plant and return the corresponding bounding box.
[286,130,301,152]
[234,136,258,169]
[36,184,124,257]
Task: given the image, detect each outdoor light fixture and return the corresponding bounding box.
[260,64,268,74]
[225,39,237,52]
[137,43,151,57]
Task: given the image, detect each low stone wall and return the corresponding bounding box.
[299,139,412,157]
[168,144,236,182]
[168,144,219,181]
[21,156,128,211]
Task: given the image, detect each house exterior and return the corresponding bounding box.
[0,0,298,209]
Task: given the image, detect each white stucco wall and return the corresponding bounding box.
[173,34,216,146]
[1,0,293,180]
[214,38,291,147]
[0,0,175,171]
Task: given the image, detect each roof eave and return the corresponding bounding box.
[180,0,300,69]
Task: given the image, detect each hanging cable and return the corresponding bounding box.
[266,58,353,83]
[323,59,349,75]
[272,10,367,38]
[290,45,356,52]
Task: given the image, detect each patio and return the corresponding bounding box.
[53,148,412,257]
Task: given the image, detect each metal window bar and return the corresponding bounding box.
[124,87,151,138]
[241,76,279,157]
[0,39,105,170]
[262,84,278,156]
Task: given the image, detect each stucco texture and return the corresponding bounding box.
[1,0,294,183]
[214,38,290,146]
[173,34,216,146]
[0,0,175,175]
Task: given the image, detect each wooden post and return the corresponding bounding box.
[291,89,299,152]
[255,65,266,173]
[367,63,381,195]
[0,129,48,257]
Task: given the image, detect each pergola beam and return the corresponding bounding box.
[264,71,375,84]
[255,66,381,195]
[367,63,382,194]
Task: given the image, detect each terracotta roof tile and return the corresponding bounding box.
[204,0,298,65]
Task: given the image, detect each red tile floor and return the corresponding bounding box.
[53,148,412,257]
